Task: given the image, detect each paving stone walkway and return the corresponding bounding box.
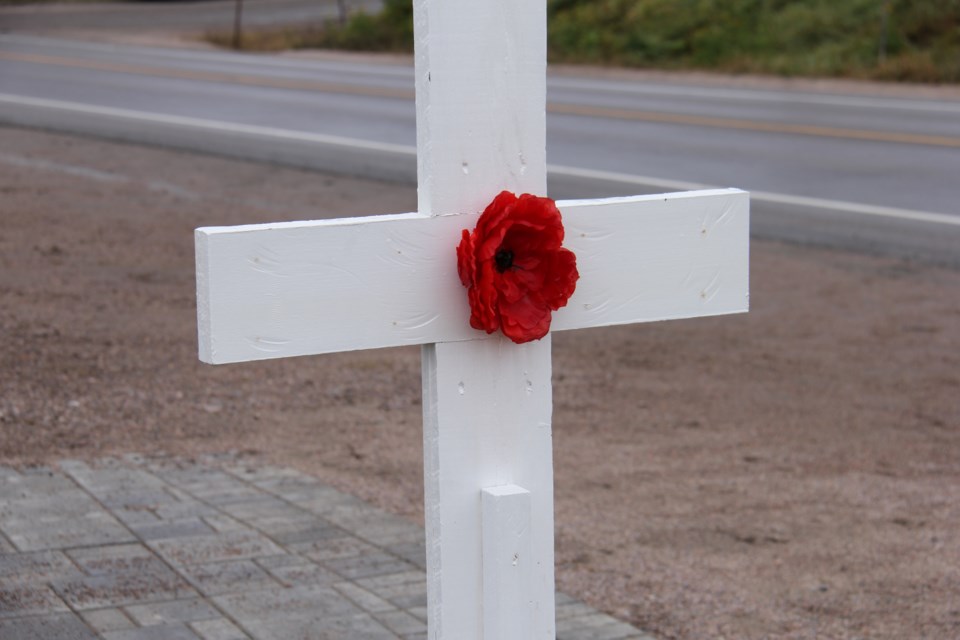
[0,455,654,639]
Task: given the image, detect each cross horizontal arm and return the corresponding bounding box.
[195,188,749,364]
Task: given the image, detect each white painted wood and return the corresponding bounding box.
[481,485,535,640]
[196,189,748,364]
[414,0,546,217]
[196,0,750,638]
[413,3,555,637]
[423,338,554,639]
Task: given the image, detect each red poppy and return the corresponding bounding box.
[456,191,579,344]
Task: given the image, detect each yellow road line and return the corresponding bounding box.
[0,51,415,100]
[547,103,960,148]
[5,50,959,148]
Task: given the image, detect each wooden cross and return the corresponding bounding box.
[195,1,748,637]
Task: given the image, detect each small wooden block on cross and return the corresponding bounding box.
[194,1,749,638]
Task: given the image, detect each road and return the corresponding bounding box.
[0,31,958,265]
[0,0,378,32]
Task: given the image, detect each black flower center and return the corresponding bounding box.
[494,248,515,273]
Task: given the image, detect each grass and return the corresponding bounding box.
[206,0,960,83]
[547,0,960,83]
[206,0,412,54]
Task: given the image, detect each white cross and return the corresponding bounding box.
[195,1,748,637]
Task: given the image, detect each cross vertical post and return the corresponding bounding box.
[414,1,554,636]
[195,1,749,638]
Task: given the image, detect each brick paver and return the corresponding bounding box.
[0,456,656,639]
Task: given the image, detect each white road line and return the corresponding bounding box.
[0,92,414,156]
[1,92,956,227]
[549,165,960,227]
[547,164,708,192]
[749,190,960,227]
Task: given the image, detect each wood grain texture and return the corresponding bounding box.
[414,0,546,217]
[423,338,554,638]
[482,485,535,640]
[195,189,748,364]
[413,1,554,637]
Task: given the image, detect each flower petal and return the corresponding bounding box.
[500,294,552,343]
[457,191,577,343]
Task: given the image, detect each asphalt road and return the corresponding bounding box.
[0,31,958,265]
[0,0,378,32]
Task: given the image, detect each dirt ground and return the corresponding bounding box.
[1,127,958,639]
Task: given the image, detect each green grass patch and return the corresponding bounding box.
[207,0,960,83]
[206,0,412,54]
[547,0,960,83]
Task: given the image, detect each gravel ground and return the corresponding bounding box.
[1,127,958,639]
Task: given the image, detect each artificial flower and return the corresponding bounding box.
[457,191,579,344]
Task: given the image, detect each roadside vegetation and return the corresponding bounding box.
[206,0,412,54]
[207,0,960,83]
